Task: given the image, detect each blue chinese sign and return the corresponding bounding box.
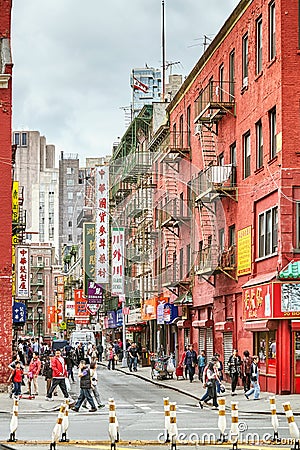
[164,303,178,324]
[13,302,26,324]
[107,310,117,328]
[116,309,123,327]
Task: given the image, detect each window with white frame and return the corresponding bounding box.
[14,132,20,146]
[66,179,74,186]
[21,132,27,146]
[243,131,251,178]
[296,202,300,248]
[229,49,235,98]
[242,33,249,87]
[269,107,277,159]
[258,206,278,258]
[68,192,73,200]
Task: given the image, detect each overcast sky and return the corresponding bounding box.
[12,0,239,164]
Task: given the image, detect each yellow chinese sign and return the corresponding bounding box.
[237,226,252,276]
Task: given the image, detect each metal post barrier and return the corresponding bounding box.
[217,397,227,443]
[7,398,18,442]
[108,398,119,450]
[283,402,300,450]
[230,401,239,450]
[163,397,170,443]
[169,402,177,450]
[50,403,66,450]
[269,396,280,442]
[60,399,70,442]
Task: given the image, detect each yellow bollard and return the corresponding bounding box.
[283,402,300,450]
[218,397,227,443]
[50,403,66,450]
[169,402,178,450]
[269,396,280,442]
[8,398,18,442]
[163,397,170,443]
[230,401,239,450]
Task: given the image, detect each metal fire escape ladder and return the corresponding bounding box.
[199,123,217,167]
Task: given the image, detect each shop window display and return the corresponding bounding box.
[254,330,276,375]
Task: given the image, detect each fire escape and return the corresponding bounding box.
[193,80,237,284]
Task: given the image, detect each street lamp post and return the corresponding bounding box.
[37,305,43,355]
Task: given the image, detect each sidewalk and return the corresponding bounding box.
[112,361,300,415]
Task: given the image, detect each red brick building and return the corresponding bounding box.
[0,0,13,385]
[161,0,300,394]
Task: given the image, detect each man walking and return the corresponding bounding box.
[71,360,97,412]
[184,344,197,383]
[128,343,139,372]
[45,349,72,402]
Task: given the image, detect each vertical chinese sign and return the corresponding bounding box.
[111,228,125,295]
[12,181,19,297]
[83,222,95,296]
[237,225,252,277]
[57,275,64,327]
[95,166,109,284]
[74,289,89,325]
[47,305,56,330]
[16,246,30,299]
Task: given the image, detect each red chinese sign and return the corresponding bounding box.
[242,283,273,320]
[16,246,30,299]
[74,289,89,320]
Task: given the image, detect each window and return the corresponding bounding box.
[14,132,20,146]
[67,167,74,175]
[242,34,249,87]
[179,249,183,281]
[68,192,73,200]
[68,234,72,242]
[230,142,237,186]
[256,16,263,74]
[187,105,191,147]
[254,330,276,373]
[243,132,251,179]
[269,1,276,60]
[219,228,225,252]
[218,64,224,101]
[37,256,43,267]
[218,152,224,166]
[66,179,74,186]
[68,220,72,227]
[21,132,27,146]
[258,206,278,258]
[269,107,277,159]
[179,115,184,148]
[173,123,177,147]
[229,225,236,265]
[296,202,300,248]
[186,244,191,276]
[68,206,73,214]
[229,50,235,98]
[256,120,263,169]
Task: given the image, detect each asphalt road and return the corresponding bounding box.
[0,365,294,445]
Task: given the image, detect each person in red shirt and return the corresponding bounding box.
[10,361,23,398]
[45,349,72,402]
[27,352,41,396]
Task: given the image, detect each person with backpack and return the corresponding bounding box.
[242,350,253,393]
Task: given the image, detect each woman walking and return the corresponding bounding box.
[199,361,220,409]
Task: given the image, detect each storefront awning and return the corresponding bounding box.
[244,319,278,331]
[177,319,191,328]
[173,293,187,305]
[215,321,234,332]
[279,261,300,280]
[192,319,213,328]
[173,293,193,305]
[242,271,277,288]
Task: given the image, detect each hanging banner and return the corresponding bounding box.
[16,246,30,299]
[86,303,100,316]
[164,303,178,324]
[111,227,125,295]
[12,302,26,324]
[65,300,75,318]
[237,226,252,276]
[83,222,96,296]
[74,289,88,317]
[95,165,109,284]
[107,310,117,328]
[157,301,165,325]
[47,305,56,329]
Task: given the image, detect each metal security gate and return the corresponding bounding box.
[198,328,205,354]
[223,331,233,371]
[206,328,214,361]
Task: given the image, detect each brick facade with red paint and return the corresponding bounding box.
[0,0,13,386]
[164,0,300,393]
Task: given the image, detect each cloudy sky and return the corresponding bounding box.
[12,0,239,164]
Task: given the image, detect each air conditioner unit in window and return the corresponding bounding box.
[194,124,202,136]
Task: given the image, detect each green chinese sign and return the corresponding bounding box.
[83,222,95,296]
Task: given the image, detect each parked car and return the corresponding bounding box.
[52,339,68,352]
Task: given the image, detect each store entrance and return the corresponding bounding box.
[293,331,300,393]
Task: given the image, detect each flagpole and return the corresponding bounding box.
[132,69,135,121]
[161,0,166,102]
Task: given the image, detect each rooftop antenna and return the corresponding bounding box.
[119,106,132,128]
[165,61,181,75]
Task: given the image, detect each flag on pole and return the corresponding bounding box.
[132,76,149,93]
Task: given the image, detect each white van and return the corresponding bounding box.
[69,329,96,348]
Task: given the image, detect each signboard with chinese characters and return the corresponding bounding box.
[13,302,26,324]
[107,310,117,328]
[56,275,64,324]
[65,300,75,318]
[274,282,300,318]
[95,166,109,284]
[237,226,252,277]
[157,301,165,325]
[87,280,103,304]
[242,283,272,320]
[111,228,125,295]
[16,246,30,299]
[126,308,142,325]
[74,289,89,324]
[47,305,56,329]
[83,223,96,296]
